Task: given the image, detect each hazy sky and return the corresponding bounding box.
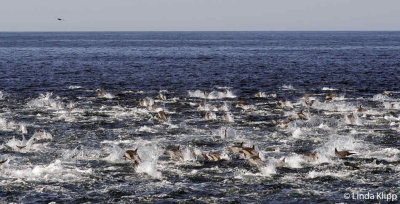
[1,0,399,31]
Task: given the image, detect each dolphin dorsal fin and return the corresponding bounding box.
[22,135,27,145]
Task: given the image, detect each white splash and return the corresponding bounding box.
[103,145,125,162]
[135,144,163,179]
[281,154,304,168]
[27,92,64,110]
[372,94,390,101]
[32,130,53,141]
[3,159,92,181]
[315,134,362,161]
[259,165,277,177]
[322,87,337,91]
[255,92,267,98]
[219,102,230,112]
[137,126,157,133]
[182,147,197,161]
[0,117,19,131]
[292,128,303,138]
[19,124,28,134]
[198,103,218,112]
[68,85,82,89]
[188,89,236,99]
[307,170,350,179]
[205,112,217,120]
[102,92,115,99]
[218,127,235,140]
[221,111,234,122]
[282,84,295,90]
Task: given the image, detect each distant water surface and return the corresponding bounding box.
[1,32,400,97]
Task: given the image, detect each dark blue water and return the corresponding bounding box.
[1,32,400,97]
[0,32,399,203]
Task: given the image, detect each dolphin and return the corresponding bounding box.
[240,145,258,158]
[222,112,234,122]
[203,91,209,99]
[0,159,8,166]
[205,112,212,120]
[167,146,184,161]
[16,135,28,149]
[157,93,167,100]
[236,100,247,107]
[139,98,145,106]
[248,153,266,167]
[151,104,158,111]
[204,153,222,161]
[384,91,392,97]
[298,110,308,120]
[158,111,168,122]
[305,100,314,107]
[357,105,365,113]
[279,120,291,129]
[335,148,356,158]
[275,157,286,167]
[229,142,244,154]
[96,89,105,97]
[124,149,142,165]
[325,93,336,101]
[346,113,356,124]
[304,152,318,161]
[16,145,27,149]
[139,97,153,107]
[221,128,227,140]
[279,100,287,107]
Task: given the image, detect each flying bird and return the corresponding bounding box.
[57,18,63,21]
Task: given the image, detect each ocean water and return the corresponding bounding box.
[0,32,399,203]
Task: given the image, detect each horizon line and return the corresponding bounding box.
[0,30,400,33]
